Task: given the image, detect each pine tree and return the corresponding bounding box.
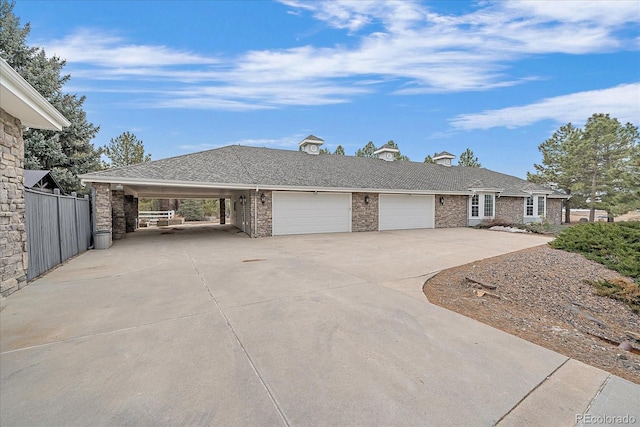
[458,148,481,167]
[102,132,151,168]
[355,141,377,158]
[334,145,345,155]
[1,0,100,193]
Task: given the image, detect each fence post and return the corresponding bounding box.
[54,189,63,264]
[72,192,80,255]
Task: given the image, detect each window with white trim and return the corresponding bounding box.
[526,196,534,216]
[525,195,546,218]
[471,194,479,217]
[484,194,494,217]
[469,193,494,219]
[537,196,545,216]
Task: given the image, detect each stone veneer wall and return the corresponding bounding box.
[352,192,378,232]
[124,195,138,232]
[252,190,272,237]
[1,109,28,296]
[111,190,125,239]
[434,195,468,228]
[546,198,563,225]
[495,197,524,224]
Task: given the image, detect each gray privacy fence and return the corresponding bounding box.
[25,189,92,280]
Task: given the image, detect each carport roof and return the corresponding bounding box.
[80,145,566,198]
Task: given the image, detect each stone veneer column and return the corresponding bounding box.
[219,198,225,224]
[111,190,126,239]
[94,183,112,232]
[124,195,138,232]
[352,192,379,232]
[253,191,272,237]
[1,109,28,296]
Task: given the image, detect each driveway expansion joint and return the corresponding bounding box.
[187,251,291,427]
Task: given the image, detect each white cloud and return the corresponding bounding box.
[449,83,640,130]
[41,1,640,110]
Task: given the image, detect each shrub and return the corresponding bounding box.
[550,221,640,280]
[586,278,640,314]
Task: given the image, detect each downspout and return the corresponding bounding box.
[254,186,259,238]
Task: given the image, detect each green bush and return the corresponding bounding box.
[550,221,640,280]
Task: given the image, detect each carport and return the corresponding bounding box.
[80,177,263,245]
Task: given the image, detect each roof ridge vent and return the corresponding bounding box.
[299,135,324,155]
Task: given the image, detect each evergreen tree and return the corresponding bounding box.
[458,148,481,167]
[527,123,582,222]
[528,114,639,222]
[177,199,204,221]
[385,140,410,161]
[355,141,377,157]
[102,132,151,168]
[424,153,438,164]
[318,147,331,154]
[0,0,100,192]
[334,145,345,155]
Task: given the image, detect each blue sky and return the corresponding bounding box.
[15,0,640,178]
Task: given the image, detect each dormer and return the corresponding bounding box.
[373,144,399,162]
[299,135,324,155]
[433,151,456,166]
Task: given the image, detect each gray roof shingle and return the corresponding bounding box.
[81,145,563,197]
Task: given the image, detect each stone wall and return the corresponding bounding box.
[547,198,563,225]
[253,191,272,237]
[111,190,125,239]
[496,197,524,224]
[1,109,27,297]
[352,192,378,232]
[434,195,468,228]
[124,195,138,232]
[94,182,112,235]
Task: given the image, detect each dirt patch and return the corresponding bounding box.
[423,244,640,384]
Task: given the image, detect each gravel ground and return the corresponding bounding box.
[423,244,640,384]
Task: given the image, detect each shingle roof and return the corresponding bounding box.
[81,145,564,197]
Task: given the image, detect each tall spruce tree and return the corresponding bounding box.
[0,0,100,193]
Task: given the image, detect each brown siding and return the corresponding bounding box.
[435,195,468,228]
[352,192,379,232]
[0,108,27,296]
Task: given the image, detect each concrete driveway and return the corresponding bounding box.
[1,225,637,426]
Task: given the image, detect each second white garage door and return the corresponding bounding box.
[379,194,435,231]
[272,192,351,236]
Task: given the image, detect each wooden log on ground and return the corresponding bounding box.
[465,276,497,290]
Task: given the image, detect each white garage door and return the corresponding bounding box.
[379,194,435,231]
[272,192,351,236]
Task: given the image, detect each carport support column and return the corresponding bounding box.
[94,183,112,244]
[124,195,138,232]
[219,198,225,224]
[111,189,126,240]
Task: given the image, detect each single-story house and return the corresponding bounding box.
[79,136,567,241]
